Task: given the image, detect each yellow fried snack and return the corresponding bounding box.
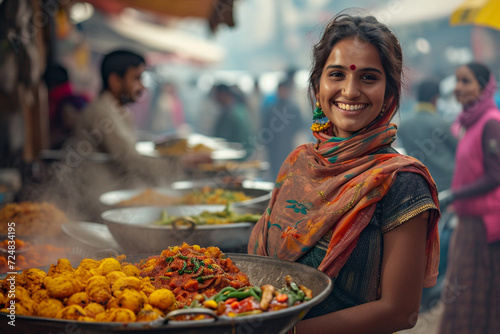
[106,296,119,310]
[86,276,111,304]
[106,271,127,286]
[136,304,161,322]
[21,268,47,295]
[116,288,146,313]
[55,305,87,320]
[95,308,136,322]
[48,259,74,277]
[45,276,81,299]
[2,301,34,316]
[121,264,141,277]
[31,289,49,303]
[139,278,156,297]
[74,266,93,286]
[2,273,25,290]
[67,292,90,308]
[0,291,6,306]
[37,298,64,318]
[78,258,100,271]
[111,277,141,295]
[90,258,121,276]
[148,289,176,311]
[84,302,105,318]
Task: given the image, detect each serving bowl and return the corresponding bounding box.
[101,205,264,254]
[99,179,274,212]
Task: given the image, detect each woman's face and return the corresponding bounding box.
[316,37,386,138]
[454,65,481,106]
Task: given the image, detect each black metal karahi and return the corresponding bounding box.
[1,254,333,334]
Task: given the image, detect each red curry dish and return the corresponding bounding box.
[138,243,250,308]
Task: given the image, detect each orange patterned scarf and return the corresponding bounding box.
[248,100,440,287]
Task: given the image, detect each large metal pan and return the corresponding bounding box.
[0,253,332,334]
[99,179,274,212]
[101,205,263,254]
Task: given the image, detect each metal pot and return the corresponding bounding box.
[99,179,274,212]
[0,254,333,334]
[101,205,262,254]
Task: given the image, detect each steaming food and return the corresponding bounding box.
[115,188,178,207]
[0,238,70,272]
[0,202,69,236]
[0,243,313,323]
[115,187,254,207]
[179,187,253,205]
[153,205,261,226]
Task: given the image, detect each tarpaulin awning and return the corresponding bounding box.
[83,0,235,32]
[450,0,500,30]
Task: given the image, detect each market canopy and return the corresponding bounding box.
[83,0,235,32]
[450,0,500,30]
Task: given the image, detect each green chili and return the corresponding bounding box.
[289,281,300,293]
[178,260,187,274]
[226,290,253,300]
[211,286,236,303]
[174,253,188,260]
[165,256,173,263]
[191,257,200,271]
[191,266,204,278]
[249,287,261,301]
[286,289,305,307]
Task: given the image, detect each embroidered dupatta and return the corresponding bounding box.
[248,99,441,287]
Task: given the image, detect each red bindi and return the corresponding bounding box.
[350,64,356,70]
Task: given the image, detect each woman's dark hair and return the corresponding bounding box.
[43,64,69,89]
[308,14,403,111]
[465,62,491,90]
[100,49,145,91]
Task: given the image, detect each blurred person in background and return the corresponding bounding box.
[151,82,186,133]
[43,63,90,150]
[249,13,440,334]
[438,62,500,334]
[398,78,457,192]
[56,49,186,220]
[212,84,254,157]
[398,78,458,311]
[261,79,304,181]
[246,77,263,135]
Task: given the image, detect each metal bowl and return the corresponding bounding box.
[99,179,274,212]
[0,254,332,334]
[101,205,263,254]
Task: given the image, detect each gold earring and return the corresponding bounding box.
[380,104,386,115]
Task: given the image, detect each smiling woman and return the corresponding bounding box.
[248,13,441,334]
[316,38,386,138]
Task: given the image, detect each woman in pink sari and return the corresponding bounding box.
[438,62,500,334]
[248,13,441,334]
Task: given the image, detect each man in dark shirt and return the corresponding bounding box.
[398,79,457,192]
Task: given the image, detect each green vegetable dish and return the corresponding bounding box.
[153,205,262,226]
